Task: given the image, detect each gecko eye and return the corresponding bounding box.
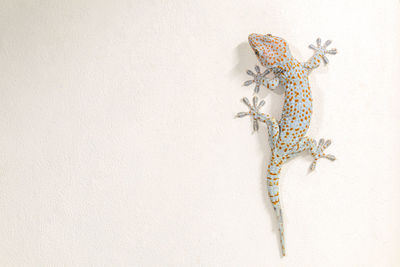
[255,50,259,56]
[266,33,272,37]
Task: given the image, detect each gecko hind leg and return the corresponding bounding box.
[286,137,336,170]
[309,138,336,170]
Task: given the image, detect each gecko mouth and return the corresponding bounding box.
[248,33,261,48]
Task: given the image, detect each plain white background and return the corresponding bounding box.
[0,0,399,266]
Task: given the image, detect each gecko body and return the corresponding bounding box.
[237,34,337,256]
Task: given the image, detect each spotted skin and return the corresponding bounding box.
[237,34,337,256]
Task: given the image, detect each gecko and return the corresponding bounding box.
[236,34,337,256]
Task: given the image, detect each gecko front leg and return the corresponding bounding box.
[303,38,337,72]
[236,96,280,149]
[243,65,280,93]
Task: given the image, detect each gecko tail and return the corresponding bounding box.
[267,154,286,256]
[276,207,286,256]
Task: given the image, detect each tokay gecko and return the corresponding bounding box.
[236,34,337,256]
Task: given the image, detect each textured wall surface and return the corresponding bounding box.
[0,0,399,266]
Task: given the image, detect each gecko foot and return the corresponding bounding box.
[243,65,270,93]
[309,138,336,171]
[236,96,265,132]
[308,38,337,64]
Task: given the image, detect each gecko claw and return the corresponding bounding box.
[235,112,249,118]
[324,154,336,161]
[310,161,317,171]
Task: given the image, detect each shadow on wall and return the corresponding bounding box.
[230,42,255,78]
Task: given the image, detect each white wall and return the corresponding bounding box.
[0,0,399,266]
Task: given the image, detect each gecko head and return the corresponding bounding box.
[248,33,293,68]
